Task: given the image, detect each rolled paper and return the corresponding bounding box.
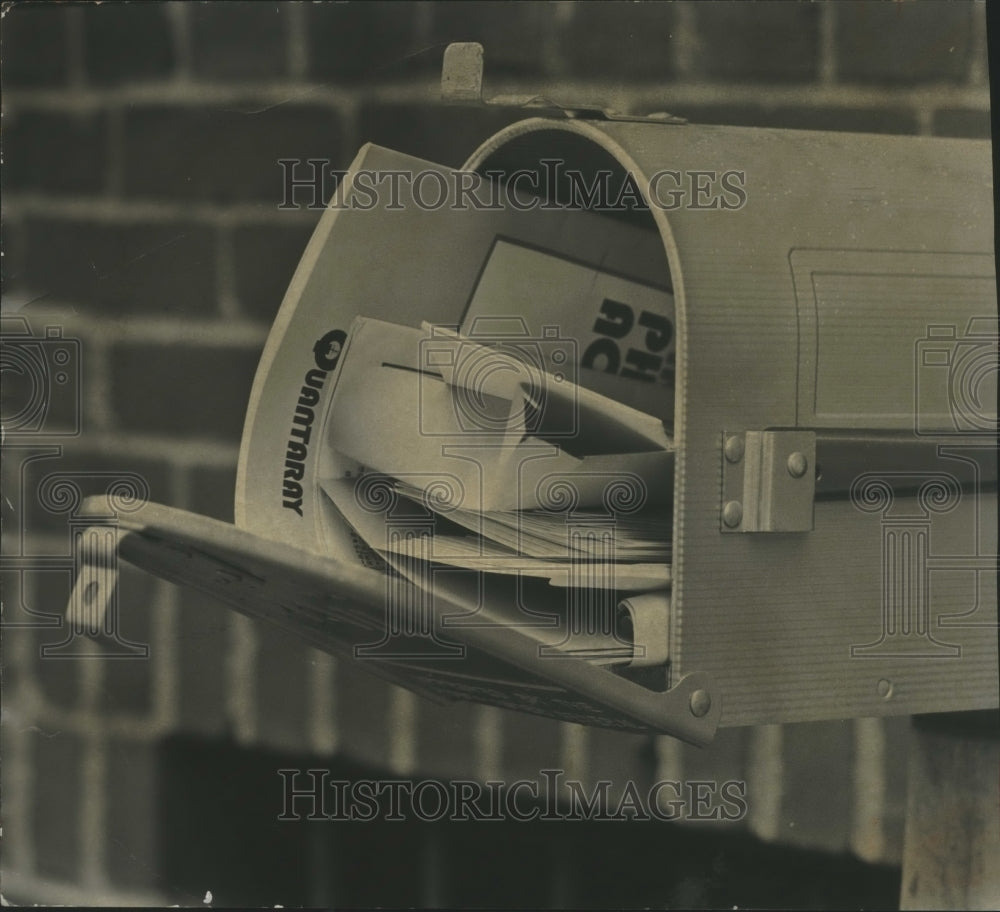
[617,591,670,667]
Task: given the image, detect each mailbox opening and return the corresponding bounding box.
[308,130,676,691]
[464,121,681,416]
[456,123,683,684]
[231,119,688,697]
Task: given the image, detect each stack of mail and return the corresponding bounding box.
[319,316,673,595]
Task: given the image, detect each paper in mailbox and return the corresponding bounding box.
[319,476,670,592]
[325,316,674,513]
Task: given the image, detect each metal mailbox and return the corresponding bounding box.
[70,105,998,746]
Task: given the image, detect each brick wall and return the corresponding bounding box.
[1,1,991,905]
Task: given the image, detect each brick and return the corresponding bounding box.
[569,820,643,907]
[836,0,973,84]
[0,573,26,695]
[779,719,854,853]
[880,715,912,862]
[176,589,231,737]
[233,223,316,323]
[681,724,751,796]
[0,310,83,436]
[413,700,479,779]
[23,217,217,317]
[971,0,989,80]
[442,817,558,908]
[692,1,821,82]
[570,816,899,908]
[32,727,84,882]
[334,658,393,767]
[20,447,173,539]
[933,106,991,138]
[305,1,420,83]
[427,1,554,77]
[23,536,159,716]
[256,629,311,751]
[105,735,160,888]
[81,2,175,86]
[586,728,656,797]
[96,566,158,716]
[31,571,85,710]
[3,108,109,195]
[332,816,426,907]
[1,439,54,552]
[159,738,312,906]
[664,103,920,135]
[1,2,69,87]
[500,709,562,782]
[186,463,238,523]
[122,104,344,204]
[109,342,262,441]
[2,216,25,295]
[562,1,676,80]
[190,1,289,80]
[357,102,524,169]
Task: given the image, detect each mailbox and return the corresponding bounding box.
[69,85,998,747]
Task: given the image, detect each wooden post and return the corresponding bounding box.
[900,710,1000,910]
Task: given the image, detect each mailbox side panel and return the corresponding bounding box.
[589,122,997,725]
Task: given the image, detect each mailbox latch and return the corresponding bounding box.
[721,431,816,533]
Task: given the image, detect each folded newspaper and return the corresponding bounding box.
[325,316,674,513]
[321,477,671,592]
[314,314,673,625]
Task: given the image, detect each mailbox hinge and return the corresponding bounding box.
[721,430,816,533]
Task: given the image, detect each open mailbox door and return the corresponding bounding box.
[70,117,998,746]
